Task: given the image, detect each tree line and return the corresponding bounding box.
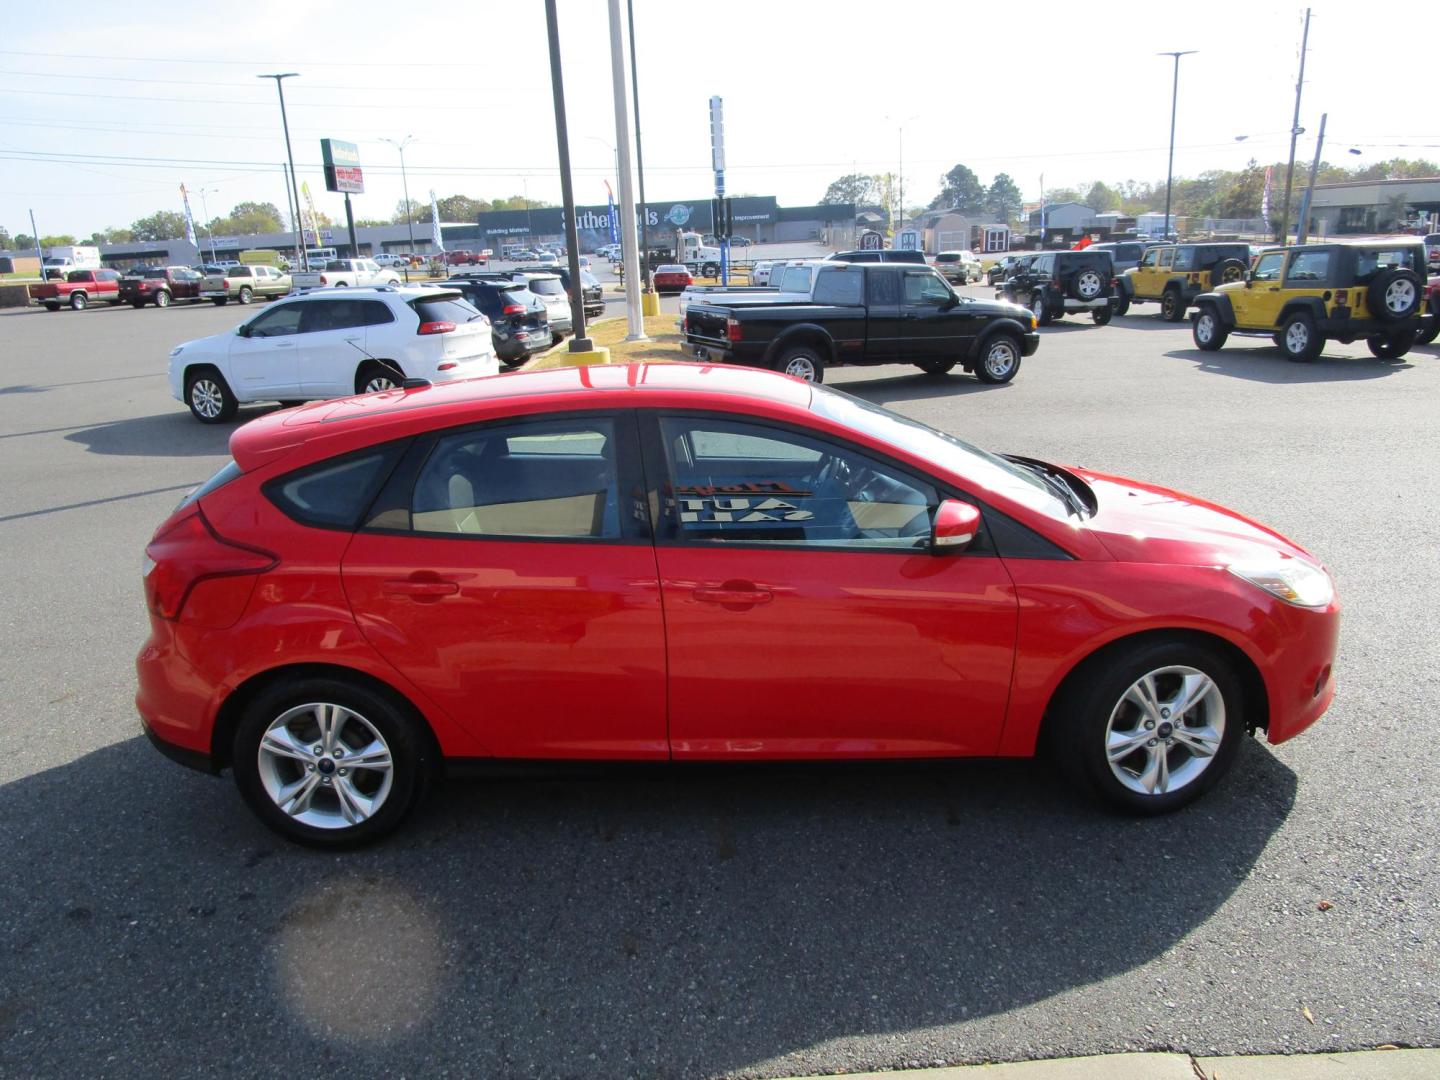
[1,192,553,251]
[821,157,1440,225]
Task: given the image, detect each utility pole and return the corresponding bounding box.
[196,187,219,263]
[259,74,303,269]
[1159,50,1196,243]
[608,0,646,339]
[1295,112,1327,245]
[381,137,416,280]
[29,209,44,276]
[280,163,299,267]
[545,0,591,349]
[626,0,651,289]
[1278,7,1312,244]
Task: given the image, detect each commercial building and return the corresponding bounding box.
[1303,176,1440,237]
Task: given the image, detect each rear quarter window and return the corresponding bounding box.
[411,297,482,324]
[812,268,863,305]
[265,446,406,530]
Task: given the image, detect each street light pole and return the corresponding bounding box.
[607,0,645,341]
[258,73,303,269]
[1278,7,1312,244]
[626,0,651,286]
[381,136,417,279]
[545,0,591,349]
[1159,50,1196,242]
[196,187,219,263]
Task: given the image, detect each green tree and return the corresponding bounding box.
[1084,181,1120,212]
[0,227,13,249]
[130,211,187,241]
[14,233,35,250]
[1041,187,1083,206]
[930,164,986,213]
[435,194,486,222]
[40,234,77,247]
[819,173,877,206]
[986,173,1023,222]
[392,198,424,224]
[209,201,284,235]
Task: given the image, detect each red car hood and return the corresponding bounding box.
[1072,467,1318,567]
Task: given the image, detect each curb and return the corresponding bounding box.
[778,1048,1438,1080]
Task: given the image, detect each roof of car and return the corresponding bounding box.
[228,363,814,471]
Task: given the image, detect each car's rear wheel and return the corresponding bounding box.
[1418,310,1440,346]
[1092,304,1113,326]
[1192,306,1228,351]
[154,290,171,308]
[356,361,404,394]
[211,298,228,306]
[1031,291,1050,326]
[185,367,238,423]
[238,286,253,304]
[974,335,1021,384]
[231,677,435,848]
[1366,330,1416,359]
[916,358,957,376]
[775,345,825,383]
[70,292,88,311]
[1281,311,1323,362]
[1160,288,1185,322]
[1051,639,1244,814]
[131,300,146,309]
[44,302,60,312]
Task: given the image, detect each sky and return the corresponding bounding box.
[3,0,1437,238]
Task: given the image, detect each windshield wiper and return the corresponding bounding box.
[1004,456,1087,517]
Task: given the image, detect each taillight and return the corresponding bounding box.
[1335,289,1348,305]
[726,317,742,342]
[418,321,456,335]
[319,275,328,285]
[222,278,230,289]
[143,508,276,626]
[501,303,525,315]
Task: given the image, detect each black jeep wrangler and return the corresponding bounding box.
[999,249,1116,326]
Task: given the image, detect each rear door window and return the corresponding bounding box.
[866,268,901,305]
[1285,251,1330,282]
[411,296,482,325]
[300,299,370,333]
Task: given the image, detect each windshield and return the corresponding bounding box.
[527,278,564,296]
[809,385,1069,518]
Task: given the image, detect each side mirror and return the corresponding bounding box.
[237,325,252,338]
[931,499,981,554]
[1244,272,1254,287]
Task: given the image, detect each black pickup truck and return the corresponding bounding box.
[683,261,1038,383]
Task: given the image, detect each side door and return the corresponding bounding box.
[296,298,373,398]
[1231,250,1287,328]
[901,269,973,360]
[1131,246,1163,298]
[173,268,202,300]
[643,411,1019,758]
[862,267,904,363]
[339,412,668,758]
[226,302,304,396]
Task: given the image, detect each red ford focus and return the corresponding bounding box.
[137,363,1339,846]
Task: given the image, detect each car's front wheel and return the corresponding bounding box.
[1112,292,1131,317]
[1052,639,1244,814]
[185,367,238,423]
[1192,306,1228,351]
[1031,291,1050,326]
[231,676,435,848]
[974,335,1021,384]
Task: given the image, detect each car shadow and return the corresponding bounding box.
[1164,347,1412,383]
[63,407,282,457]
[0,737,1295,1076]
[1108,313,1194,330]
[842,370,1010,406]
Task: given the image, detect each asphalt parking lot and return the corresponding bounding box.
[1,295,1437,1078]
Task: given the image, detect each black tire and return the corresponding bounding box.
[131,300,146,309]
[231,675,436,848]
[237,286,253,305]
[184,367,238,423]
[1368,267,1421,322]
[1366,330,1415,359]
[974,335,1022,384]
[1279,311,1323,362]
[1049,638,1245,815]
[1068,267,1105,302]
[1160,288,1185,322]
[1210,258,1246,289]
[1192,305,1228,351]
[43,303,61,312]
[1111,292,1131,317]
[1272,333,1286,349]
[355,361,405,395]
[916,358,958,376]
[211,298,228,306]
[278,400,306,408]
[774,344,825,383]
[154,289,171,308]
[1417,310,1439,346]
[1092,304,1113,326]
[1031,291,1051,326]
[70,292,88,311]
[702,263,719,278]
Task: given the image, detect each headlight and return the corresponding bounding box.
[169,345,184,357]
[1228,558,1334,608]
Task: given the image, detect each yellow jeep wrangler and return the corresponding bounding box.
[1116,242,1250,320]
[1190,239,1431,361]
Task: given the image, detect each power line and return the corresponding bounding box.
[0,85,532,111]
[0,48,492,68]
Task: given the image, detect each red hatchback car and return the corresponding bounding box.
[138,364,1339,846]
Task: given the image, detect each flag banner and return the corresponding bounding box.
[300,181,321,247]
[1262,167,1273,230]
[604,180,619,244]
[430,190,445,253]
[179,184,197,246]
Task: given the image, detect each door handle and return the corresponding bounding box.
[901,312,918,319]
[693,584,773,605]
[383,578,460,600]
[272,341,295,347]
[345,336,362,342]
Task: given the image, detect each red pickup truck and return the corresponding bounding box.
[31,269,124,311]
[118,266,206,308]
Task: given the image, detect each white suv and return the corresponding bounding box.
[168,285,498,423]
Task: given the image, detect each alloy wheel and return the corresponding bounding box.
[1196,313,1215,344]
[984,340,1017,379]
[1285,321,1310,353]
[1105,665,1225,796]
[363,374,398,393]
[1077,271,1101,299]
[190,379,224,419]
[783,354,818,381]
[256,702,395,830]
[1385,278,1416,314]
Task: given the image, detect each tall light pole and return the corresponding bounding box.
[885,113,919,241]
[381,136,417,277]
[258,73,303,269]
[607,0,645,340]
[1159,51,1196,242]
[195,186,219,263]
[545,0,592,349]
[626,0,651,284]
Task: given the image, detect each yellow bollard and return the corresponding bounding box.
[641,291,660,317]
